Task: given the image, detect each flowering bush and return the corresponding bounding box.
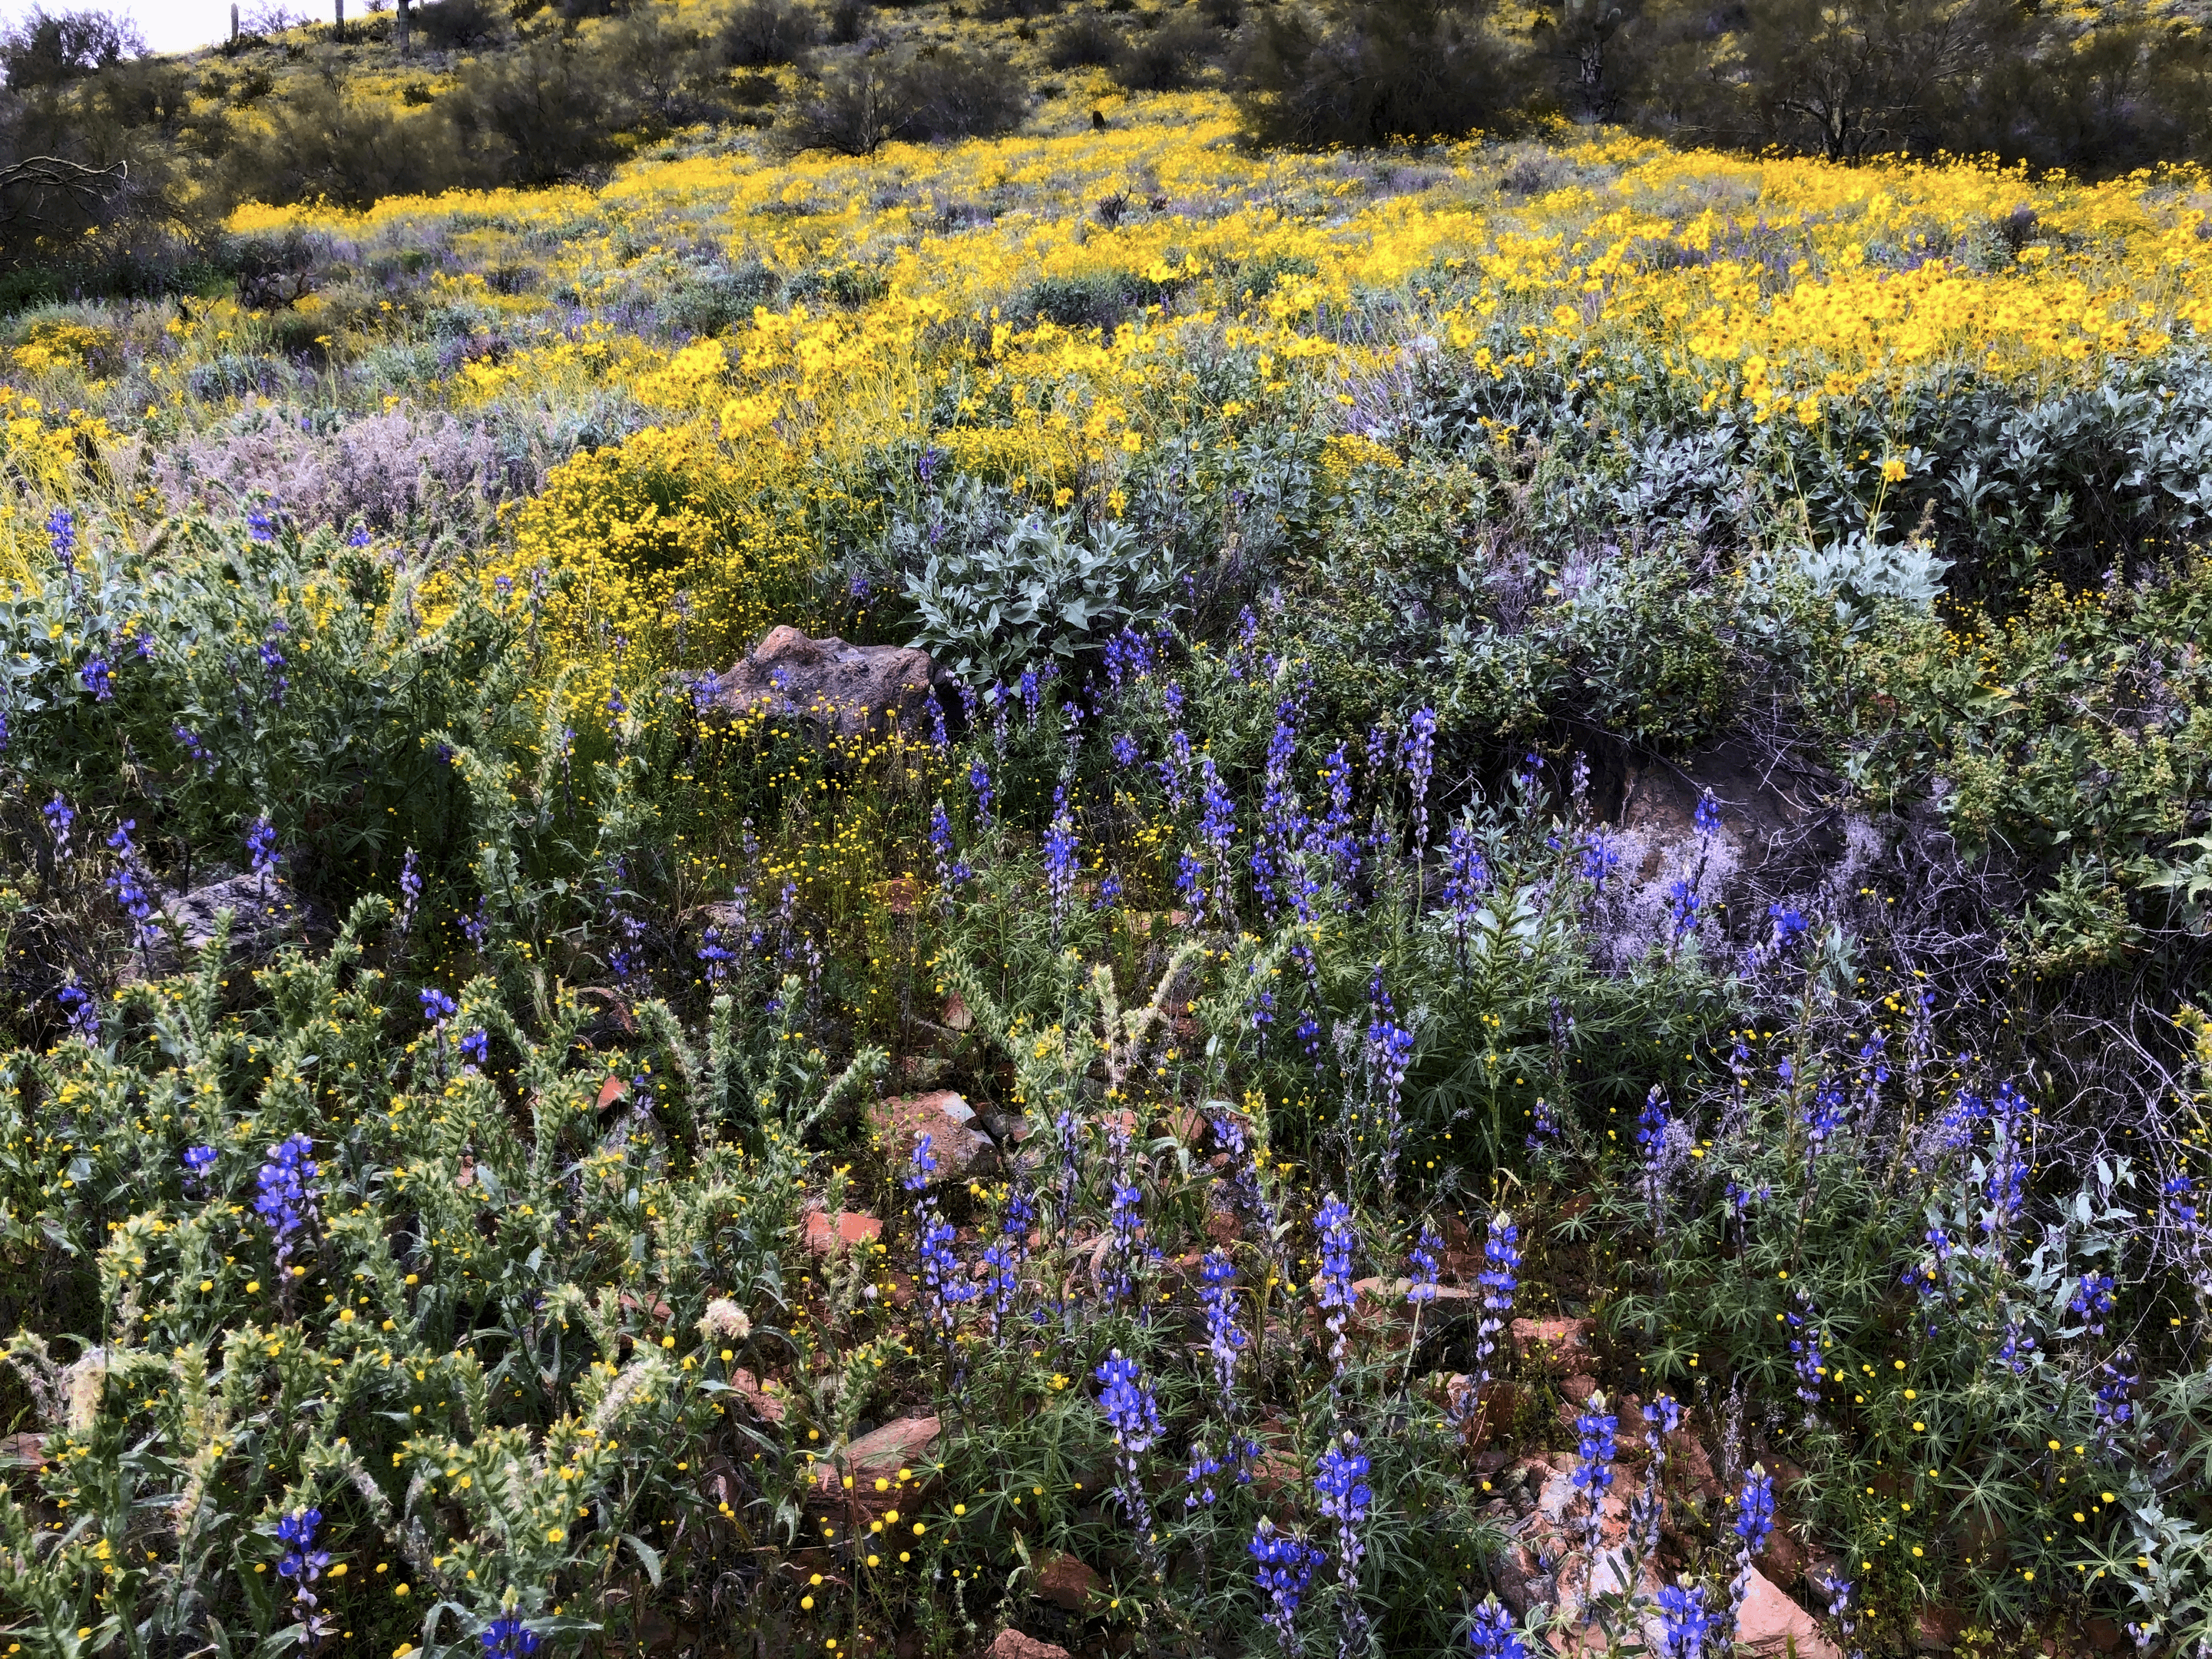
[2,78,2210,1659]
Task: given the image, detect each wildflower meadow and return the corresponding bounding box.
[2,10,2212,1659]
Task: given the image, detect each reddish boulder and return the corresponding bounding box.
[804,1209,883,1255]
[1032,1551,1103,1612]
[988,1634,1071,1659]
[1735,1568,1845,1659]
[870,1091,993,1179]
[1511,1316,1597,1373]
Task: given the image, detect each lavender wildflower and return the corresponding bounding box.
[256,1133,320,1306]
[105,820,157,952]
[57,980,99,1041]
[1250,1518,1322,1655]
[1315,1193,1358,1378]
[80,655,113,701]
[246,816,278,895]
[1729,1464,1776,1642]
[276,1505,336,1646]
[967,757,995,825]
[1200,1250,1245,1412]
[1786,1294,1824,1422]
[2094,1351,2137,1446]
[1096,1349,1163,1561]
[1183,1439,1224,1510]
[1044,782,1079,942]
[1474,1210,1521,1389]
[1655,1583,1719,1659]
[1633,1394,1683,1556]
[394,849,422,938]
[1403,705,1436,853]
[482,1615,538,1659]
[42,795,74,863]
[183,1143,217,1193]
[1315,1431,1373,1648]
[1571,1396,1620,1554]
[1364,1005,1413,1194]
[2070,1270,2116,1336]
[1408,1224,1441,1306]
[47,507,76,571]
[1468,1598,1528,1659]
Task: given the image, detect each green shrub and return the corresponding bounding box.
[902,514,1181,684]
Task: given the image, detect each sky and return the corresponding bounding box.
[0,1,243,55]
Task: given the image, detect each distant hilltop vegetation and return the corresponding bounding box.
[1,0,2210,303]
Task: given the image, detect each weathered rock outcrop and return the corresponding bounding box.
[707,626,949,743]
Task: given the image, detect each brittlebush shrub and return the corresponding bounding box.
[495,425,823,697]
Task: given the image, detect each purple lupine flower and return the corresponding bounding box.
[1182,1439,1224,1510]
[1817,1571,1860,1659]
[1998,1317,2036,1374]
[1694,790,1723,838]
[1636,1085,1673,1230]
[255,1134,320,1290]
[1579,833,1619,894]
[2071,1270,2116,1336]
[1665,876,1700,943]
[1250,1518,1321,1654]
[2094,1352,2137,1446]
[967,757,995,825]
[482,1615,538,1658]
[1442,818,1488,969]
[42,795,74,863]
[105,820,157,950]
[1314,743,1358,888]
[1200,1250,1245,1410]
[1315,1193,1358,1376]
[1102,1178,1144,1306]
[183,1143,217,1191]
[698,926,735,985]
[1571,1398,1619,1553]
[246,504,278,542]
[57,980,99,1041]
[1786,1294,1824,1422]
[1805,1078,1846,1161]
[80,656,114,701]
[2164,1174,2200,1241]
[1198,756,1237,915]
[420,987,458,1024]
[1982,1084,2030,1250]
[1468,1598,1528,1659]
[1043,783,1078,941]
[395,849,422,938]
[1315,1431,1373,1648]
[1408,1224,1441,1306]
[1175,849,1207,925]
[1364,972,1414,1193]
[1656,1583,1719,1659]
[1403,705,1436,853]
[246,816,278,885]
[1526,1098,1561,1154]
[1096,1349,1162,1560]
[1111,733,1138,768]
[1474,1209,1521,1389]
[459,1028,489,1069]
[929,803,970,892]
[276,1507,330,1584]
[1158,723,1192,812]
[47,507,76,571]
[1633,1394,1683,1555]
[1729,1465,1776,1641]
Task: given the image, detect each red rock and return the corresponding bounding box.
[730,1368,786,1424]
[804,1210,883,1255]
[1736,1568,1844,1659]
[813,1415,942,1511]
[1562,1373,1600,1406]
[989,1634,1071,1659]
[2085,1619,2124,1654]
[942,992,974,1031]
[1204,1207,1241,1244]
[1667,1428,1720,1501]
[1031,1551,1103,1611]
[869,1091,993,1179]
[1916,1607,1968,1652]
[1511,1316,1596,1372]
[1758,1525,1808,1588]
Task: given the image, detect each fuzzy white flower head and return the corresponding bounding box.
[698,1298,751,1342]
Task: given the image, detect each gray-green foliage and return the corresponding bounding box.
[902,512,1179,685]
